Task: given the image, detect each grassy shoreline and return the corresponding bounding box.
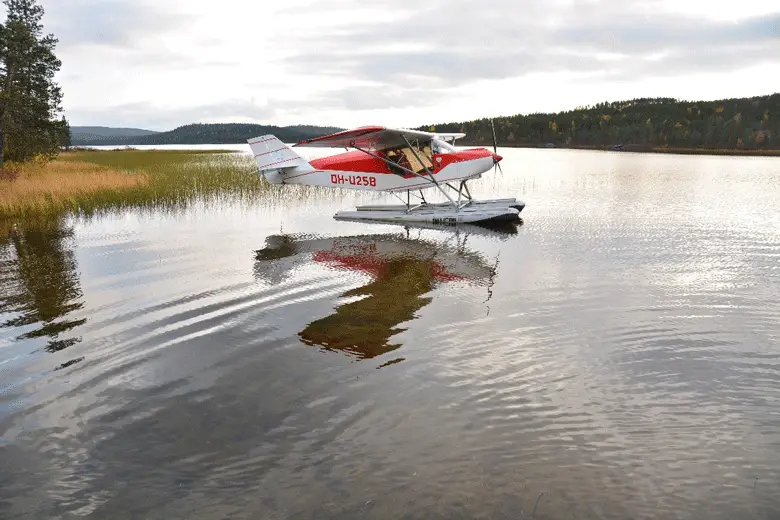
[0,149,265,220]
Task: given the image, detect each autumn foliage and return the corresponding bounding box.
[423,94,779,151]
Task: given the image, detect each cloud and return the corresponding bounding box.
[291,48,611,90]
[70,88,446,128]
[44,0,192,49]
[284,0,780,88]
[598,40,780,82]
[287,85,452,111]
[72,100,275,130]
[36,0,780,129]
[556,10,780,53]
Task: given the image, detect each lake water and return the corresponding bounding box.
[2,146,780,519]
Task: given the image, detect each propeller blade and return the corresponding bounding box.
[490,118,498,154]
[493,162,503,177]
[490,119,502,176]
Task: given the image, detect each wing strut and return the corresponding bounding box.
[349,140,457,206]
[400,136,457,207]
[349,138,477,211]
[349,142,413,178]
[443,180,474,205]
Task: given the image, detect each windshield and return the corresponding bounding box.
[431,138,457,154]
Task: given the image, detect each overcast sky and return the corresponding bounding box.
[21,0,780,130]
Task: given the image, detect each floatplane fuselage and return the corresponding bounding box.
[248,124,525,225]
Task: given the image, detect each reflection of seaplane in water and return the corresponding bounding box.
[247,123,525,225]
[253,227,510,363]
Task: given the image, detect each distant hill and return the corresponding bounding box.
[419,93,779,151]
[71,126,160,138]
[70,123,343,146]
[71,126,160,144]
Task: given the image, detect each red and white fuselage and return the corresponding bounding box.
[247,125,523,225]
[248,126,501,192]
[307,148,500,191]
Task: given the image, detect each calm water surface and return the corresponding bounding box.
[2,147,780,519]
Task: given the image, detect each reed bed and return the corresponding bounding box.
[0,159,149,219]
[1,148,389,223]
[0,150,269,219]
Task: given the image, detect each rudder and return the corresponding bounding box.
[248,135,310,173]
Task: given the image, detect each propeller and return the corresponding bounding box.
[490,118,503,176]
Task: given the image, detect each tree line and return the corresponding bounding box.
[0,0,69,168]
[421,94,779,150]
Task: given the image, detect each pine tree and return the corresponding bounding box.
[59,115,70,150]
[0,0,64,167]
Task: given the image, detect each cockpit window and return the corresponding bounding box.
[431,138,457,154]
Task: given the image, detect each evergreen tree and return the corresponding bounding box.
[58,115,70,150]
[0,0,63,167]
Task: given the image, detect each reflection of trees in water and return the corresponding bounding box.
[0,219,86,354]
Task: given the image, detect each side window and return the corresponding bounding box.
[432,138,456,154]
[416,144,434,170]
[385,149,406,174]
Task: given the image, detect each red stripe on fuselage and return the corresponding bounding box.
[310,151,390,174]
[310,148,494,177]
[436,148,493,169]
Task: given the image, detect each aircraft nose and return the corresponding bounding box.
[492,153,503,162]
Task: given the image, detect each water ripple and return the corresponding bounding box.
[2,149,780,519]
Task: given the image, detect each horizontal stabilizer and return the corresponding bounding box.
[248,135,310,172]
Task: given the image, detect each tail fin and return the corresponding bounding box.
[247,135,311,183]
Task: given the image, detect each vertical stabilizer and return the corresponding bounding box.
[247,135,311,183]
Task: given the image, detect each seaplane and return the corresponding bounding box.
[247,123,525,225]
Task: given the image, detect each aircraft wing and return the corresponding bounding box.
[293,126,465,151]
[434,132,467,143]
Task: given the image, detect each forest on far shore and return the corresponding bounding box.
[420,94,779,151]
[70,123,344,146]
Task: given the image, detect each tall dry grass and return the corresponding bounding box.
[59,149,269,203]
[0,149,267,219]
[1,148,355,221]
[0,159,149,219]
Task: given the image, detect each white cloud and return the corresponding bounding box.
[31,0,780,130]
